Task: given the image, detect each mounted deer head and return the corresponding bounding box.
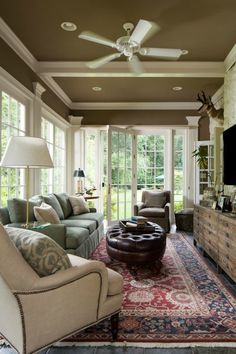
[197,91,224,124]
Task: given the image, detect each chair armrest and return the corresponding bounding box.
[164,203,170,216]
[30,257,108,292]
[134,202,145,215]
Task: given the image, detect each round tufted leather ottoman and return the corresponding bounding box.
[106,223,166,265]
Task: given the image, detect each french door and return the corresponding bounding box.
[107,127,135,225]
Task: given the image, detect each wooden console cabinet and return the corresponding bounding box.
[194,205,236,282]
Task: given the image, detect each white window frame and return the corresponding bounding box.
[39,108,68,194]
[0,70,32,206]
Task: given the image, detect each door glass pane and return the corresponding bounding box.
[174,135,184,211]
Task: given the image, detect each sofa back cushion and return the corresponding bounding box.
[34,202,61,224]
[6,227,71,277]
[55,193,72,219]
[7,198,40,223]
[43,194,64,219]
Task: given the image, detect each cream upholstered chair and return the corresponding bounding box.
[134,190,171,232]
[0,225,123,354]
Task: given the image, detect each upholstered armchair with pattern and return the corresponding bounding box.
[0,225,123,354]
[134,190,171,232]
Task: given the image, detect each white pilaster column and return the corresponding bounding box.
[185,116,201,207]
[68,115,84,194]
[32,82,46,195]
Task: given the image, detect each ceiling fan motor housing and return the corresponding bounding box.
[116,36,139,57]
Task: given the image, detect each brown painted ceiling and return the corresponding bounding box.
[0,0,235,105]
[54,77,223,102]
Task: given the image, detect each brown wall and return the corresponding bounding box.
[72,109,210,139]
[0,39,70,120]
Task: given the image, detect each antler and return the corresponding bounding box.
[196,90,224,124]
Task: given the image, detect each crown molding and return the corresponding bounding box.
[38,61,225,78]
[38,75,72,107]
[70,101,201,110]
[68,115,84,127]
[224,44,236,71]
[0,65,34,100]
[0,17,37,71]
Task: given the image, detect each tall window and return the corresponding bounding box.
[174,134,184,211]
[40,117,65,194]
[0,91,26,206]
[137,134,165,201]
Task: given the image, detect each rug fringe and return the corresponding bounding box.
[55,341,236,348]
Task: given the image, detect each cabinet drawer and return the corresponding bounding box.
[218,229,236,246]
[204,240,218,260]
[218,254,236,281]
[218,242,236,262]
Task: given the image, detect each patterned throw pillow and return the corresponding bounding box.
[34,202,60,224]
[69,195,90,215]
[6,227,72,277]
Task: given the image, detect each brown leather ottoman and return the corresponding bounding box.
[106,223,166,265]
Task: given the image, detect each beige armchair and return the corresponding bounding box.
[0,225,123,354]
[134,190,171,232]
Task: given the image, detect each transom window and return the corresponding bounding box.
[0,91,26,206]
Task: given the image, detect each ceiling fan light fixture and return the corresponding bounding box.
[61,22,77,32]
[173,86,183,91]
[92,86,102,91]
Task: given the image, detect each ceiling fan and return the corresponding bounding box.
[78,19,187,74]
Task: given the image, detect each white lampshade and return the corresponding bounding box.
[0,136,53,168]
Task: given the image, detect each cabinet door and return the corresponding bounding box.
[195,141,214,204]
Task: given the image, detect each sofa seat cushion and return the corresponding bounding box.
[68,213,104,227]
[66,227,90,249]
[6,227,71,277]
[138,207,165,218]
[107,268,124,296]
[62,219,96,234]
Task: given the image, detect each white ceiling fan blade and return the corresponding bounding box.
[139,47,183,60]
[78,31,117,48]
[87,53,122,69]
[129,19,160,45]
[128,55,144,75]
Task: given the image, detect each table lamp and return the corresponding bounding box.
[73,168,85,194]
[0,136,53,228]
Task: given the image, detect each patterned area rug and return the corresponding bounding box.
[64,233,236,344]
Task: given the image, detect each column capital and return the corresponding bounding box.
[186,116,201,127]
[69,115,84,127]
[32,82,46,98]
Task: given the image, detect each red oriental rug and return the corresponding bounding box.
[63,233,236,345]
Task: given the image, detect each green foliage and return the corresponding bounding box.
[192,148,208,169]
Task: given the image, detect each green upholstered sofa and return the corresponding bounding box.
[0,193,104,259]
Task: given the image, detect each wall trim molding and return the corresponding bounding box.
[38,61,225,78]
[224,44,236,72]
[0,65,34,100]
[70,101,201,110]
[0,17,37,71]
[38,75,72,107]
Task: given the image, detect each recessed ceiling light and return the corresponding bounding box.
[92,86,102,91]
[172,86,183,91]
[181,50,189,55]
[61,22,77,31]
